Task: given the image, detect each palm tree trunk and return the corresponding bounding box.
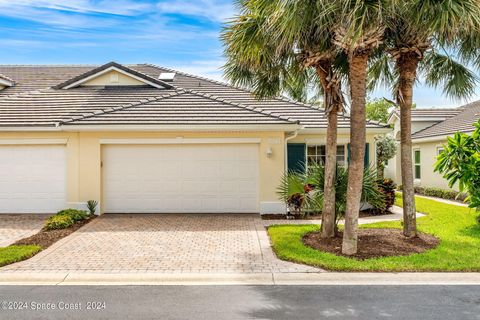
[342,53,369,255]
[315,63,338,238]
[396,52,419,238]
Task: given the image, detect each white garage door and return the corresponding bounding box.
[0,145,67,213]
[102,144,259,213]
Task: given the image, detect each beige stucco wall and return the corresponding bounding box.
[82,70,146,86]
[385,117,444,186]
[0,131,287,214]
[0,129,387,214]
[412,139,454,190]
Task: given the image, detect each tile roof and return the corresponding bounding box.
[0,63,388,130]
[389,107,463,123]
[412,100,480,139]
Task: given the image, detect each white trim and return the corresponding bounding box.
[0,138,67,145]
[413,148,421,180]
[300,127,391,134]
[61,124,301,132]
[0,127,61,132]
[412,132,475,143]
[0,78,14,87]
[62,66,167,89]
[99,138,261,145]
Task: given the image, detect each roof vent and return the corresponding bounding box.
[159,72,176,81]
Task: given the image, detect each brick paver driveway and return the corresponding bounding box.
[1,214,320,273]
[0,215,47,247]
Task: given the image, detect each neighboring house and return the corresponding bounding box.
[386,101,480,190]
[0,62,389,214]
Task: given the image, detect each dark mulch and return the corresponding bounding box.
[303,229,440,260]
[13,217,95,249]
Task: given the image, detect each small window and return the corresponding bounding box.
[437,147,444,156]
[414,149,421,180]
[307,145,346,166]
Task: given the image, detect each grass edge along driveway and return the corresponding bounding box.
[268,194,480,271]
[0,245,42,267]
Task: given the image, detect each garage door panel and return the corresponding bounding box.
[103,144,259,213]
[0,145,66,214]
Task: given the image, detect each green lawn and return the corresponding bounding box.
[268,194,480,271]
[0,245,42,267]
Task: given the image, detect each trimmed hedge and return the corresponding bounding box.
[45,215,74,230]
[397,185,468,202]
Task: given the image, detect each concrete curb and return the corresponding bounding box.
[0,272,479,285]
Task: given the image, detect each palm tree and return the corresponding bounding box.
[370,0,480,237]
[221,0,345,238]
[326,0,389,255]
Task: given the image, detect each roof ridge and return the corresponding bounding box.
[61,90,184,125]
[183,88,298,125]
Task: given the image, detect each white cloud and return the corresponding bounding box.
[171,59,226,81]
[156,0,235,22]
[0,0,152,16]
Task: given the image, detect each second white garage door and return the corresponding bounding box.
[102,144,259,213]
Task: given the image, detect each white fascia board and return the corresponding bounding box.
[0,78,14,87]
[60,124,302,132]
[387,112,398,124]
[299,127,392,134]
[411,117,448,122]
[412,131,475,143]
[100,138,261,145]
[0,138,67,145]
[62,66,166,89]
[0,126,61,132]
[411,135,448,143]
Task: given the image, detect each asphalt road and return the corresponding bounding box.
[0,285,478,320]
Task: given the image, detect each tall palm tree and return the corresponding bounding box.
[222,0,345,238]
[370,0,480,237]
[326,0,389,255]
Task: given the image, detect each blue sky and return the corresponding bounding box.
[0,0,478,108]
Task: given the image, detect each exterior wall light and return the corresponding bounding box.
[266,147,273,158]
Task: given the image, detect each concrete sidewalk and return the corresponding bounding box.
[0,272,479,286]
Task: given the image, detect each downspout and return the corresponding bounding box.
[284,129,300,173]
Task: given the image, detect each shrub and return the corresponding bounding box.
[377,179,396,213]
[398,185,468,202]
[435,121,480,212]
[278,164,385,228]
[57,209,89,221]
[45,215,74,230]
[86,200,98,215]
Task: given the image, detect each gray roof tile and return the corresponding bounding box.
[0,63,388,129]
[412,101,480,139]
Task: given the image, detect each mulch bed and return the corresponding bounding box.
[303,229,440,260]
[13,217,95,249]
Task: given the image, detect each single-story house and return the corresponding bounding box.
[0,62,389,214]
[386,101,480,190]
